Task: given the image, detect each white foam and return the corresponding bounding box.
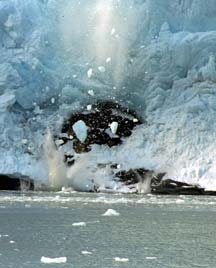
[41,256,67,264]
[114,257,129,262]
[102,209,120,216]
[72,222,87,227]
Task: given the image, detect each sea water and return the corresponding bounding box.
[0,191,216,268]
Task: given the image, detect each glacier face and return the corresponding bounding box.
[1,0,216,190]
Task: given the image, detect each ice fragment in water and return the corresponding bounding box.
[72,222,87,226]
[106,57,111,63]
[98,66,106,73]
[87,68,93,78]
[114,257,129,262]
[51,97,55,104]
[133,118,139,123]
[41,256,67,264]
[146,257,157,260]
[110,122,118,134]
[81,251,92,255]
[102,209,120,216]
[72,120,88,143]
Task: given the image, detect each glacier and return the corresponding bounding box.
[1,0,216,190]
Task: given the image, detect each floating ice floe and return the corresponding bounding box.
[88,89,95,96]
[106,57,111,63]
[9,241,15,244]
[72,222,87,227]
[41,256,67,264]
[114,257,129,262]
[133,118,139,123]
[81,251,92,255]
[72,120,88,143]
[98,66,106,73]
[110,122,118,135]
[87,68,93,78]
[102,209,120,216]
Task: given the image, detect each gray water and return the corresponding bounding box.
[0,192,216,268]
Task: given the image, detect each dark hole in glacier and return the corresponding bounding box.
[60,100,143,155]
[0,175,34,191]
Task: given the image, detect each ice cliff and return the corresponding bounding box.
[1,0,216,190]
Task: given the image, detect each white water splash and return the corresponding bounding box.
[43,130,67,190]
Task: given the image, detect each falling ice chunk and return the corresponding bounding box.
[21,139,28,145]
[41,256,67,264]
[114,257,129,262]
[87,68,93,78]
[72,120,88,143]
[106,57,111,63]
[110,28,116,35]
[72,222,87,227]
[87,105,92,111]
[88,90,95,96]
[110,122,118,135]
[98,66,106,73]
[102,209,120,216]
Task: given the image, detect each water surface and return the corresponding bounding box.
[0,192,215,268]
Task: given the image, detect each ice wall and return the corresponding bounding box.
[1,0,216,189]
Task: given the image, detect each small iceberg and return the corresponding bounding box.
[40,256,67,264]
[114,257,129,262]
[102,209,120,216]
[72,222,87,227]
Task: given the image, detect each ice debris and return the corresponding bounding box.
[72,222,87,227]
[87,105,92,111]
[81,251,92,255]
[88,90,95,96]
[87,68,93,78]
[40,256,67,264]
[102,209,120,216]
[114,257,129,262]
[98,66,106,73]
